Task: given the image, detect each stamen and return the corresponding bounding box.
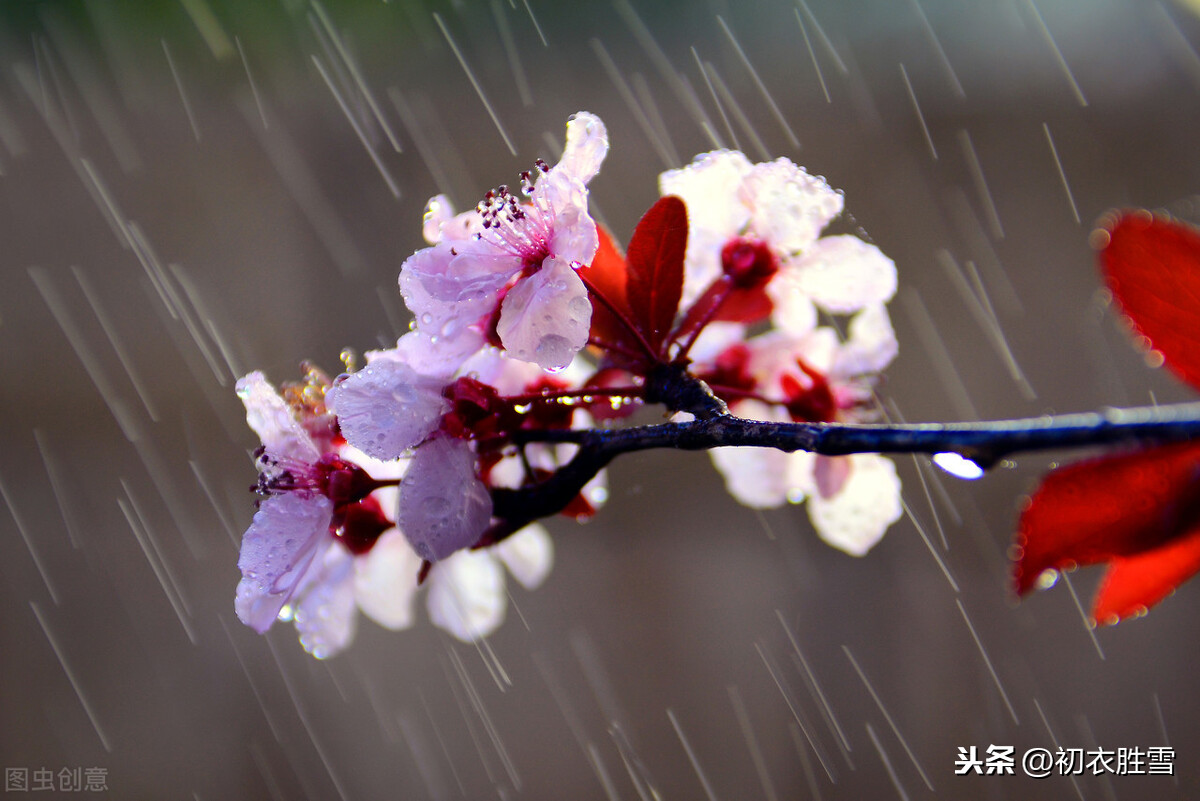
[475,162,557,264]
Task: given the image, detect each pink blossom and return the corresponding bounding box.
[425,523,554,641]
[691,308,902,554]
[324,357,449,461]
[660,151,897,332]
[234,372,420,657]
[399,112,609,371]
[397,435,493,561]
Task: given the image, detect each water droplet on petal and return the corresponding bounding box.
[568,296,591,318]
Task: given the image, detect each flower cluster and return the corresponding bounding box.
[662,151,902,554]
[233,113,901,655]
[234,368,555,656]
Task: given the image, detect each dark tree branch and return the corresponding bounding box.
[482,401,1200,542]
[516,401,1200,462]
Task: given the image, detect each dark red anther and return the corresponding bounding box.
[720,238,778,289]
[314,453,382,506]
[694,343,756,397]
[330,497,392,555]
[441,376,513,439]
[782,359,837,423]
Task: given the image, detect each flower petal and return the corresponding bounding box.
[558,111,609,184]
[354,528,422,630]
[236,372,321,465]
[391,328,486,381]
[712,445,816,508]
[398,437,493,561]
[496,256,592,370]
[494,524,554,589]
[807,453,901,556]
[813,454,852,499]
[787,235,897,314]
[539,171,600,266]
[235,494,333,633]
[660,150,753,235]
[426,549,506,641]
[326,359,449,460]
[741,159,843,254]
[710,400,815,507]
[422,195,482,244]
[293,546,358,659]
[833,303,898,377]
[765,279,818,336]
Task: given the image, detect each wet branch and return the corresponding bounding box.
[485,401,1200,541]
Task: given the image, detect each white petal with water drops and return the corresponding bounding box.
[235,493,332,633]
[426,549,506,641]
[236,371,321,465]
[741,158,843,253]
[398,437,492,561]
[293,546,358,659]
[496,256,591,370]
[354,529,422,630]
[326,359,448,460]
[494,523,554,589]
[559,111,609,184]
[789,235,897,314]
[807,453,901,556]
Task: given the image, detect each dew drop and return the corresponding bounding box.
[587,486,609,505]
[933,452,985,480]
[420,312,434,326]
[1035,569,1059,590]
[568,296,591,318]
[786,488,806,504]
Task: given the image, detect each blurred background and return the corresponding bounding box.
[2,0,1200,798]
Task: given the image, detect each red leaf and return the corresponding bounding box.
[1093,525,1200,623]
[577,225,629,340]
[1098,211,1200,392]
[578,225,652,368]
[625,196,688,357]
[1013,440,1200,599]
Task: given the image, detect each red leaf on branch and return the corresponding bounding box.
[1098,211,1200,392]
[577,224,632,348]
[579,223,660,369]
[1092,524,1200,622]
[625,195,688,357]
[1013,440,1200,622]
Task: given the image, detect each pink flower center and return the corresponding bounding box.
[477,160,554,268]
[255,451,382,507]
[721,238,778,289]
